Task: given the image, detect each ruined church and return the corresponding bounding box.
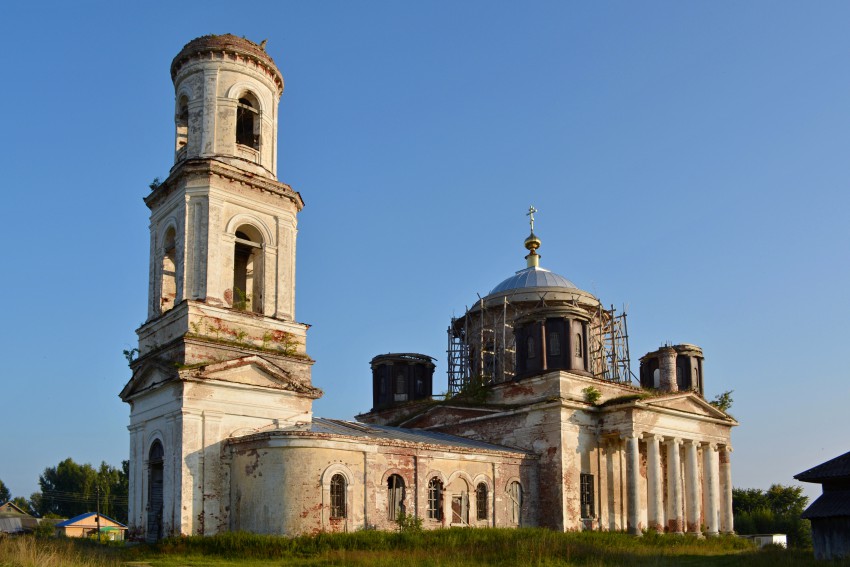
[120,35,737,540]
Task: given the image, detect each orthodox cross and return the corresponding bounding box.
[527,205,538,232]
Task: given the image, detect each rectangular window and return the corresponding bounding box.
[580,473,594,519]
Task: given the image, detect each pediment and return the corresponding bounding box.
[184,355,321,398]
[641,393,732,421]
[119,359,178,400]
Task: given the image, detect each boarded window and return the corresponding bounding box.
[476,483,488,521]
[508,481,522,525]
[387,475,405,521]
[330,474,346,518]
[580,473,594,518]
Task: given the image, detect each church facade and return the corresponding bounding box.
[120,35,737,540]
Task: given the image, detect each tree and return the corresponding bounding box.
[36,458,128,523]
[0,479,9,502]
[733,484,811,548]
[709,390,734,412]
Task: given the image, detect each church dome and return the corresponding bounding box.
[489,266,577,295]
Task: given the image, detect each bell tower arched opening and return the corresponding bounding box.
[160,227,177,313]
[233,224,264,313]
[236,93,260,150]
[175,95,189,158]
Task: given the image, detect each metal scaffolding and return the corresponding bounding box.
[447,300,635,395]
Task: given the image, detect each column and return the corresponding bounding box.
[623,433,642,536]
[719,445,734,534]
[666,438,684,534]
[659,347,678,392]
[684,440,702,536]
[703,443,720,536]
[644,434,664,533]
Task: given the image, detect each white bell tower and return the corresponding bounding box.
[120,35,321,541]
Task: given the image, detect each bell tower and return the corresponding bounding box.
[120,35,320,540]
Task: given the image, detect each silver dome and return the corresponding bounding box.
[488,266,578,295]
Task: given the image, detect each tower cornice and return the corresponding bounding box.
[145,158,304,211]
[171,34,283,95]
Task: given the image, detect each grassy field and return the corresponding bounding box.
[1,529,847,567]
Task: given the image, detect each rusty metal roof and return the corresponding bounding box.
[306,418,528,455]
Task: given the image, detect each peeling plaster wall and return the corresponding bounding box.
[229,438,535,536]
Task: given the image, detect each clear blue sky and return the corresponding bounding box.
[1,1,848,504]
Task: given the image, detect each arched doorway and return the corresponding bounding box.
[146,440,164,542]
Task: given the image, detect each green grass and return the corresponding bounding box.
[2,529,849,567]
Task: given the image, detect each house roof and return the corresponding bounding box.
[55,512,126,528]
[802,490,850,519]
[795,450,850,483]
[0,501,29,516]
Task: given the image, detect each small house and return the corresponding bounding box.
[55,512,127,540]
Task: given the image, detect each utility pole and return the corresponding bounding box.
[96,484,101,543]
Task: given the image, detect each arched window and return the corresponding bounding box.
[161,227,177,313]
[475,483,488,521]
[236,94,260,149]
[330,474,346,519]
[427,478,443,521]
[175,96,189,155]
[387,474,405,520]
[508,481,522,525]
[233,225,263,313]
[575,333,583,358]
[527,336,536,359]
[147,440,164,541]
[548,332,561,356]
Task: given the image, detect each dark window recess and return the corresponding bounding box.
[476,483,488,521]
[527,336,536,359]
[236,98,259,149]
[330,474,346,518]
[580,473,594,519]
[575,333,583,358]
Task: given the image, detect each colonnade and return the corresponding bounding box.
[622,433,733,536]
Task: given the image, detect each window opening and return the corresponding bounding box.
[146,441,164,541]
[427,478,443,520]
[548,331,561,356]
[161,228,177,313]
[508,481,522,525]
[330,474,346,518]
[236,96,260,149]
[476,483,488,521]
[527,336,536,359]
[175,97,189,153]
[394,372,407,402]
[451,492,469,526]
[387,474,405,521]
[575,333,583,358]
[233,226,263,313]
[580,473,595,519]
